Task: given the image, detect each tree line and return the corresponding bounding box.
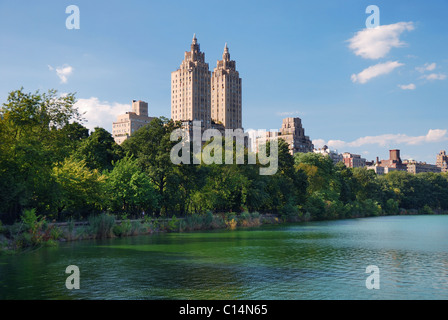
[1,88,448,224]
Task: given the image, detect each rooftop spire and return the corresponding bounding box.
[192,33,197,44]
[222,42,230,61]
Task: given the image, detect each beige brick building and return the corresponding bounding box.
[403,159,441,174]
[211,43,242,130]
[171,34,211,129]
[112,100,154,145]
[279,118,314,154]
[436,150,448,172]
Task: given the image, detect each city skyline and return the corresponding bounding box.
[0,0,447,163]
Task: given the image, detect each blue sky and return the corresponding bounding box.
[0,0,447,163]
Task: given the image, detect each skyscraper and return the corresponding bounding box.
[211,43,242,130]
[171,34,211,129]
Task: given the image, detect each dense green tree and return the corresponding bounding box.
[121,117,181,214]
[74,127,123,172]
[0,89,82,223]
[52,157,106,220]
[105,156,160,217]
[352,167,382,202]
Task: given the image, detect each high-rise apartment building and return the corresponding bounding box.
[112,100,154,145]
[211,43,242,130]
[171,34,211,129]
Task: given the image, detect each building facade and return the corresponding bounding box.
[279,117,314,155]
[436,150,448,172]
[366,164,385,175]
[404,160,442,174]
[211,44,242,130]
[255,117,313,155]
[171,34,211,129]
[112,100,154,145]
[314,145,342,164]
[377,149,408,171]
[342,152,366,168]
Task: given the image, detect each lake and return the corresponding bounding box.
[1,215,448,300]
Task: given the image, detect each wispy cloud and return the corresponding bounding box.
[421,73,447,81]
[48,64,74,83]
[74,97,130,132]
[416,62,436,73]
[398,83,416,90]
[351,61,404,84]
[347,22,414,60]
[277,111,303,117]
[317,129,448,149]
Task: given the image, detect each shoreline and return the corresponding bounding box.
[2,210,448,255]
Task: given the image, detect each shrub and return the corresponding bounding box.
[385,199,399,215]
[167,216,180,232]
[225,218,237,230]
[112,224,123,237]
[21,209,45,246]
[49,225,63,240]
[204,211,214,228]
[185,215,204,231]
[420,205,434,215]
[142,221,153,234]
[88,213,115,239]
[120,220,132,236]
[280,203,300,222]
[131,220,142,235]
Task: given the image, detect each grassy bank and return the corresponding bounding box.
[0,210,281,255]
[2,206,447,255]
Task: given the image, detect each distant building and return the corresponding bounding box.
[436,150,448,172]
[403,160,441,174]
[342,152,366,168]
[377,149,407,171]
[278,117,314,155]
[314,145,342,164]
[366,164,385,175]
[255,117,313,155]
[171,34,211,129]
[112,100,154,145]
[211,43,242,130]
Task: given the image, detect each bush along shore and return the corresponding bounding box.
[0,209,282,254]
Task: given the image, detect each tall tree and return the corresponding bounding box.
[121,117,181,214]
[0,88,82,223]
[74,127,123,172]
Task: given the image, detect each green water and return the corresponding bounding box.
[1,215,448,300]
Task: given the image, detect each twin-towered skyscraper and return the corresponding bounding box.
[171,34,242,130]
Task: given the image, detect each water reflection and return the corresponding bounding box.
[1,215,448,299]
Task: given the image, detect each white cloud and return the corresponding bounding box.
[351,61,404,84]
[48,64,74,83]
[320,129,448,149]
[421,73,447,81]
[74,97,130,132]
[416,62,436,73]
[277,111,302,116]
[347,22,414,60]
[398,83,416,90]
[312,139,327,149]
